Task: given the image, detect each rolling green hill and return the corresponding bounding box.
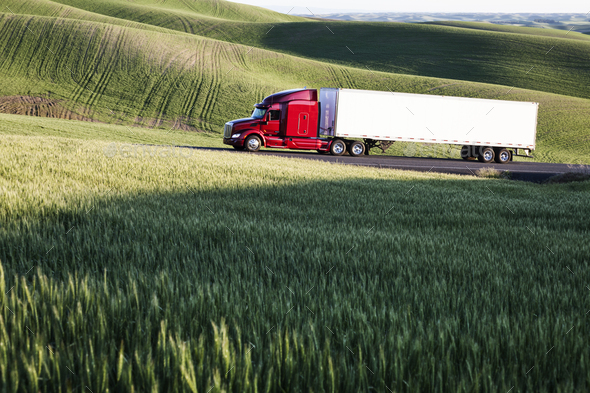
[8,0,589,100]
[5,0,305,24]
[1,7,589,163]
[424,21,590,41]
[5,0,590,100]
[187,21,590,100]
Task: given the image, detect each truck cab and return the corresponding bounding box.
[223,88,333,153]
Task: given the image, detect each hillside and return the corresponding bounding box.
[424,21,590,40]
[5,0,590,100]
[8,0,588,101]
[1,9,590,163]
[1,1,590,164]
[186,21,590,100]
[5,0,305,23]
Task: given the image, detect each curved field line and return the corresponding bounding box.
[197,42,223,123]
[137,46,188,122]
[181,40,206,118]
[325,64,341,88]
[341,67,357,89]
[69,26,104,107]
[231,43,249,71]
[83,27,123,112]
[0,16,33,74]
[155,49,195,124]
[176,14,189,34]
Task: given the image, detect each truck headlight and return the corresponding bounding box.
[231,133,241,139]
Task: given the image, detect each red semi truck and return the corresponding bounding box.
[222,88,539,163]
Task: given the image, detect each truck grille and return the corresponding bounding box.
[224,123,233,138]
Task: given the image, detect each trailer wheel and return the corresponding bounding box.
[330,139,346,156]
[494,148,511,164]
[245,135,262,152]
[477,147,495,163]
[348,141,365,157]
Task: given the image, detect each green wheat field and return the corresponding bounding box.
[1,0,590,392]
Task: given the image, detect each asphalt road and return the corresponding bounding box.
[211,148,573,182]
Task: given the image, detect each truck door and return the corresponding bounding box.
[298,112,310,136]
[261,108,281,136]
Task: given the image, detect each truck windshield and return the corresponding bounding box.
[251,108,267,119]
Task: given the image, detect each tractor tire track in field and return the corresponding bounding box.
[182,41,207,120]
[156,49,193,125]
[197,42,223,123]
[24,19,51,77]
[69,26,106,112]
[83,28,122,111]
[137,48,184,122]
[76,25,110,108]
[0,16,31,72]
[179,0,198,15]
[341,67,357,89]
[178,15,196,35]
[325,64,341,88]
[231,43,250,70]
[177,15,190,34]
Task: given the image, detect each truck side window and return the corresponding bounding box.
[269,110,280,121]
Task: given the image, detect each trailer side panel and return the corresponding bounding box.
[333,89,538,150]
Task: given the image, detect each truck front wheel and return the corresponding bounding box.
[348,141,365,157]
[245,135,262,152]
[330,139,346,156]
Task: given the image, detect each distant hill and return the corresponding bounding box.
[305,12,590,34]
[305,12,590,29]
[182,20,590,100]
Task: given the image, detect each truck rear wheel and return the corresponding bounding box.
[348,141,365,157]
[330,139,346,156]
[494,148,511,164]
[245,135,262,152]
[477,147,495,163]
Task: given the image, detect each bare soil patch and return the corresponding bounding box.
[0,96,205,132]
[0,96,94,121]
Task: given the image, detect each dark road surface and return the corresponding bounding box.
[204,147,573,182]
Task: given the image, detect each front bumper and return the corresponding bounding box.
[223,137,243,147]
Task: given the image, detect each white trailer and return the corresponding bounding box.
[319,88,539,163]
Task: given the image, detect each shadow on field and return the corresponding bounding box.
[254,22,590,100]
[2,175,589,392]
[4,173,588,283]
[259,22,498,86]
